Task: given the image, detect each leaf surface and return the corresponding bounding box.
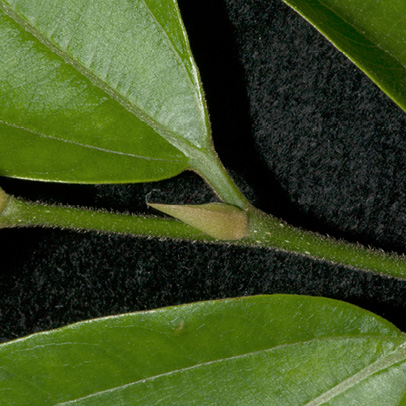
[0,0,211,183]
[282,0,406,112]
[1,295,406,405]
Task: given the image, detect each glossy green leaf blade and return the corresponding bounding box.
[62,340,406,405]
[1,295,406,405]
[282,0,406,112]
[0,122,186,183]
[0,0,211,183]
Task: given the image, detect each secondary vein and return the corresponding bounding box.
[0,120,180,162]
[0,1,199,156]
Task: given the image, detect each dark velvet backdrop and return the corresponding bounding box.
[1,0,406,342]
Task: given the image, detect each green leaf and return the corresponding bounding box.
[282,0,406,112]
[0,0,212,183]
[1,295,406,405]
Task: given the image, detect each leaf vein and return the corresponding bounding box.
[138,0,208,142]
[0,119,181,163]
[0,0,199,156]
[55,336,404,405]
[315,0,406,71]
[304,342,406,405]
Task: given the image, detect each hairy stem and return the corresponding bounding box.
[246,207,406,279]
[0,192,212,241]
[1,189,405,279]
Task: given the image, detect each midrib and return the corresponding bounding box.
[0,0,201,157]
[305,341,406,405]
[57,336,406,405]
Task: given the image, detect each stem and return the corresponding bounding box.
[1,190,406,279]
[0,194,214,242]
[246,207,406,279]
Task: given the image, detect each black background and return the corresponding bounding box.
[1,0,406,342]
